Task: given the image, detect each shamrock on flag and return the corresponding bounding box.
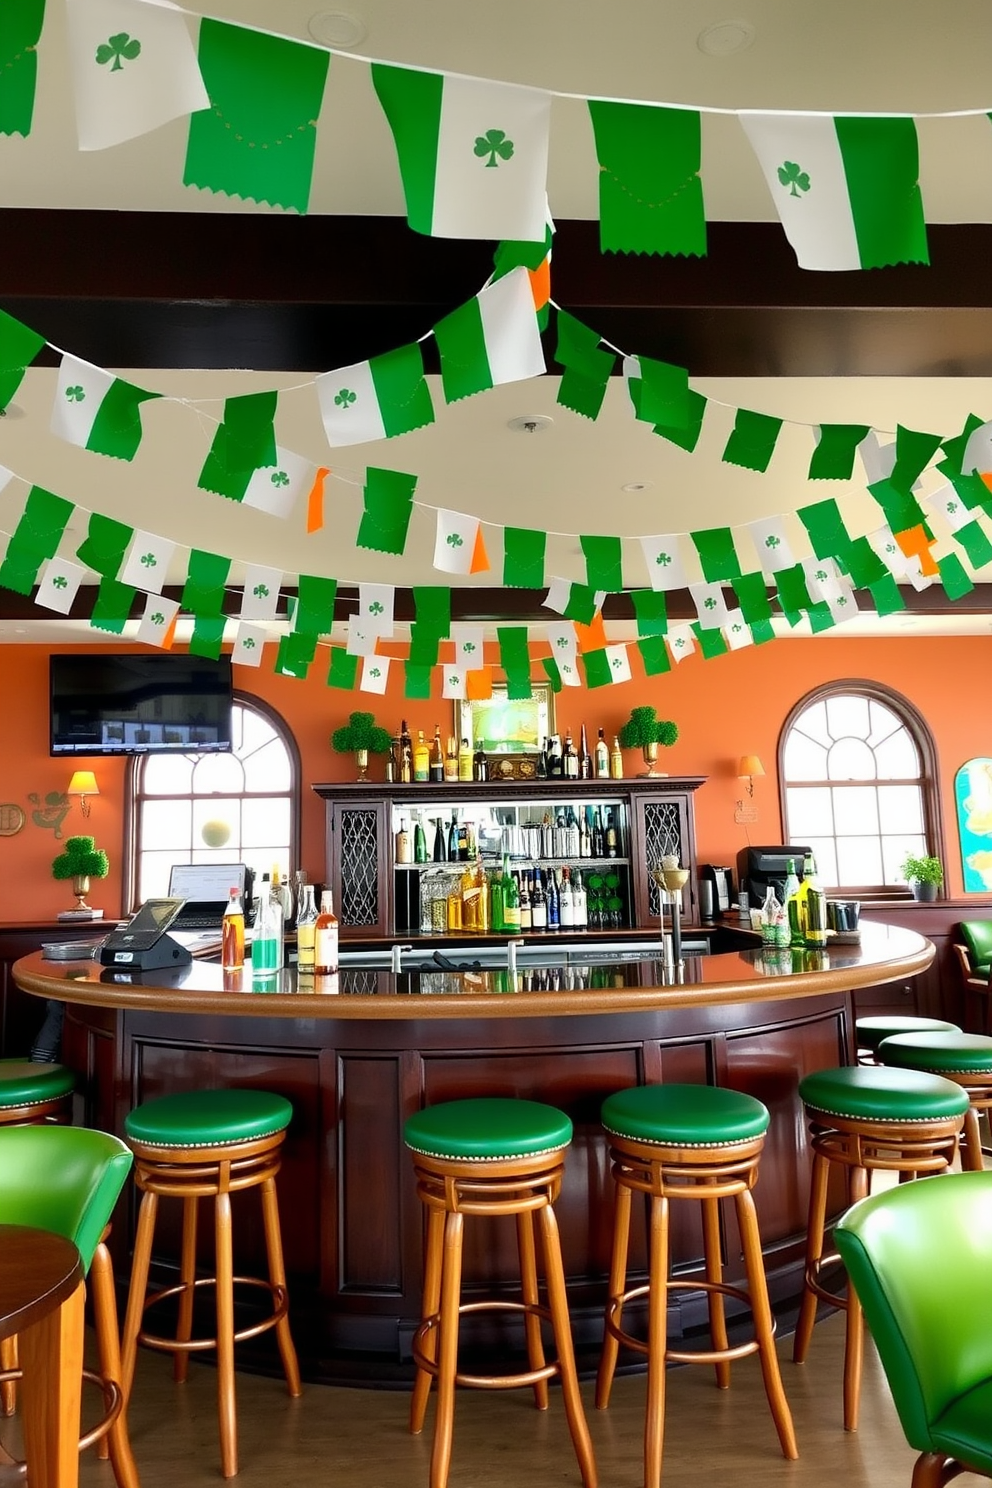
[240,449,315,519]
[801,556,842,604]
[925,484,975,534]
[316,344,434,447]
[442,666,468,700]
[372,65,552,242]
[545,622,578,669]
[346,623,379,658]
[450,623,484,669]
[51,354,159,461]
[640,535,688,591]
[739,113,927,272]
[240,565,282,619]
[66,0,210,151]
[688,582,730,627]
[433,510,490,575]
[231,621,266,668]
[135,593,180,647]
[745,516,796,576]
[667,623,696,664]
[723,610,755,651]
[36,558,87,614]
[360,655,391,695]
[119,531,176,592]
[357,583,396,636]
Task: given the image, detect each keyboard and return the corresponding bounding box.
[174,916,222,931]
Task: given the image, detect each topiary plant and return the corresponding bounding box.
[618,705,679,751]
[52,835,109,882]
[331,711,392,755]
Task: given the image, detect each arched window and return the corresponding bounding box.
[126,693,299,910]
[779,682,941,893]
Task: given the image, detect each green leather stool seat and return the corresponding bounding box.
[403,1097,572,1161]
[0,1059,74,1107]
[799,1064,970,1123]
[878,1031,992,1075]
[602,1083,769,1146]
[959,920,992,979]
[856,1014,961,1055]
[124,1088,293,1148]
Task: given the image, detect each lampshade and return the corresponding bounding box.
[738,755,765,780]
[67,770,99,817]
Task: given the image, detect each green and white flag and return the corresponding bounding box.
[688,582,730,627]
[602,643,632,685]
[51,355,159,460]
[723,611,755,652]
[360,655,390,695]
[542,578,606,622]
[372,64,551,242]
[346,621,379,658]
[315,344,434,447]
[746,516,795,576]
[545,622,577,670]
[36,557,87,615]
[640,534,688,591]
[135,593,179,647]
[823,578,858,626]
[859,431,897,485]
[442,665,468,701]
[866,526,932,590]
[119,531,175,593]
[241,565,282,620]
[801,555,842,604]
[357,583,396,637]
[241,448,315,518]
[231,621,266,668]
[960,419,992,477]
[738,113,928,271]
[667,624,696,664]
[924,484,974,534]
[450,623,484,669]
[434,267,545,403]
[66,0,209,151]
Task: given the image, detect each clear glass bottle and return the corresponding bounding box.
[563,731,579,779]
[578,724,591,780]
[783,858,804,948]
[760,885,780,949]
[295,883,318,972]
[502,864,520,931]
[252,873,283,974]
[221,887,244,971]
[430,725,445,783]
[314,888,339,975]
[595,728,610,779]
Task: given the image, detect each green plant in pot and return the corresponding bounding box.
[900,852,943,902]
[52,835,109,914]
[618,706,679,778]
[331,711,392,782]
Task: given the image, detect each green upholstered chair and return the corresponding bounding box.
[0,1125,137,1488]
[0,1060,75,1125]
[878,1030,992,1171]
[954,921,992,1034]
[835,1171,992,1488]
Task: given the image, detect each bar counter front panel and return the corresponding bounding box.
[13,924,932,1377]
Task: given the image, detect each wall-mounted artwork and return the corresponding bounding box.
[954,758,992,891]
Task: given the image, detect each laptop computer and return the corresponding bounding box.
[167,863,248,931]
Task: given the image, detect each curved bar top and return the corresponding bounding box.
[12,920,932,1019]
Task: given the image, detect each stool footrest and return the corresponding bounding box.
[138,1275,290,1354]
[413,1299,562,1392]
[604,1279,774,1366]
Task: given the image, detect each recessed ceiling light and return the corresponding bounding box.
[507,415,553,434]
[697,19,756,56]
[307,11,368,48]
[621,481,652,493]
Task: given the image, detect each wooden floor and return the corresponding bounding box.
[19,1311,966,1488]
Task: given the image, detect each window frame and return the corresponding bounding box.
[777,678,944,899]
[123,689,301,914]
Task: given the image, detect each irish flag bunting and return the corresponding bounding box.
[688,582,730,627]
[66,0,210,151]
[51,355,159,460]
[960,419,992,480]
[0,0,44,137]
[371,65,551,242]
[119,530,176,592]
[346,623,380,658]
[450,623,484,669]
[240,565,282,619]
[433,510,490,575]
[724,611,754,651]
[442,666,468,700]
[231,621,266,667]
[359,655,390,695]
[747,515,796,576]
[135,593,179,647]
[925,485,974,534]
[36,558,87,614]
[667,624,696,663]
[640,535,688,591]
[315,344,434,447]
[434,267,545,404]
[738,113,928,271]
[240,449,315,519]
[356,583,396,636]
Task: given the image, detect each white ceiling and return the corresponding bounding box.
[2,0,992,641]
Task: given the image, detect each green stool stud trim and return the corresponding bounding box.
[125,1089,293,1148]
[856,1015,961,1055]
[878,1031,992,1076]
[602,1083,770,1147]
[404,1097,572,1161]
[799,1065,970,1123]
[0,1059,74,1108]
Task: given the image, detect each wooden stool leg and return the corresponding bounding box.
[701,1193,731,1389]
[537,1203,597,1488]
[173,1194,198,1385]
[411,1204,445,1435]
[430,1210,464,1488]
[961,1106,984,1172]
[793,1148,830,1365]
[0,1335,17,1415]
[90,1242,140,1488]
[20,1279,85,1488]
[595,1177,632,1410]
[644,1192,669,1488]
[214,1189,238,1479]
[121,1188,159,1400]
[842,1165,868,1433]
[516,1211,549,1411]
[259,1176,302,1397]
[735,1189,798,1460]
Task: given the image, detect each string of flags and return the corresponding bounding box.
[4,0,992,269]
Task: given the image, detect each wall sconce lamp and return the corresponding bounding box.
[67,770,99,818]
[737,755,765,799]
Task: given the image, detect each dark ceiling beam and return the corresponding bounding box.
[3,213,992,375]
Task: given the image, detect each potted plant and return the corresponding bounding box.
[618,706,679,778]
[52,834,110,915]
[331,711,392,782]
[900,852,943,902]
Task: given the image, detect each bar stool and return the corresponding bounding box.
[596,1083,798,1488]
[793,1065,969,1430]
[120,1088,302,1479]
[0,1060,74,1125]
[855,1015,960,1065]
[404,1096,596,1488]
[878,1031,992,1172]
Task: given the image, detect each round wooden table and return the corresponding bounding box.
[0,1224,84,1488]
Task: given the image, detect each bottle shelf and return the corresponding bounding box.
[394,857,630,871]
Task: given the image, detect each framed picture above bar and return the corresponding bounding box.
[458,683,554,762]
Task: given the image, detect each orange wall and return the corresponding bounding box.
[3,635,988,923]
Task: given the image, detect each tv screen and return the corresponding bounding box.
[50,654,234,756]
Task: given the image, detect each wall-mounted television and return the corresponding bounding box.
[50,654,234,757]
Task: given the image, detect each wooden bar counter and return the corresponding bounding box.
[13,923,932,1380]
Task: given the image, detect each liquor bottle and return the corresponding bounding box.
[252,873,283,974]
[490,861,505,933]
[610,735,624,779]
[446,877,463,931]
[444,735,459,783]
[385,739,398,784]
[605,810,618,859]
[460,861,481,932]
[595,728,610,779]
[430,726,445,783]
[458,737,473,782]
[559,867,574,929]
[530,869,547,930]
[566,806,581,859]
[395,817,411,864]
[473,745,488,782]
[475,858,491,934]
[571,869,588,928]
[221,887,244,971]
[447,816,459,861]
[548,735,563,779]
[783,858,804,948]
[801,854,828,948]
[518,873,532,931]
[457,821,469,862]
[314,888,339,975]
[432,818,447,862]
[413,816,428,864]
[593,807,605,858]
[579,812,592,858]
[295,883,318,972]
[546,870,560,930]
[578,724,592,780]
[400,720,413,783]
[413,730,430,782]
[502,862,521,931]
[563,731,579,779]
[536,741,548,780]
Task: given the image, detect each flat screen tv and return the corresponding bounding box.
[50,654,234,756]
